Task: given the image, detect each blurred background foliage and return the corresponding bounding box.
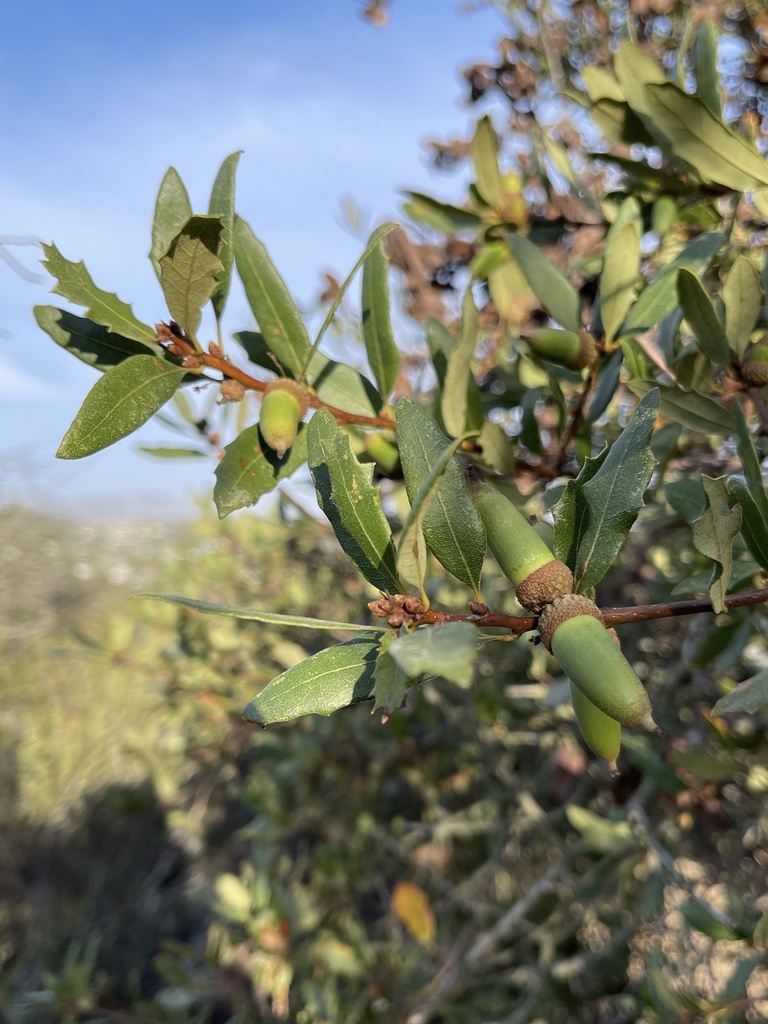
[5,0,768,1021]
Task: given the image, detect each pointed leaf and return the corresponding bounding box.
[629,380,734,434]
[138,446,207,459]
[159,215,224,338]
[677,269,731,366]
[623,233,724,335]
[135,593,381,632]
[470,115,504,207]
[553,389,659,593]
[600,197,642,343]
[504,233,581,332]
[361,238,399,401]
[150,166,193,282]
[213,423,308,518]
[233,215,311,376]
[691,476,741,613]
[681,897,744,942]
[712,667,768,716]
[397,433,471,600]
[56,355,185,459]
[389,622,477,689]
[34,306,163,369]
[723,254,762,358]
[41,243,156,345]
[645,83,768,191]
[242,632,382,724]
[396,398,486,595]
[401,191,482,234]
[307,408,401,592]
[727,477,768,570]
[208,151,242,322]
[441,288,479,437]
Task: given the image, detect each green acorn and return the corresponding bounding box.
[468,476,573,612]
[569,681,621,775]
[740,341,768,387]
[259,379,309,458]
[538,594,658,733]
[527,328,599,371]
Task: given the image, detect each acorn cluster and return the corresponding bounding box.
[468,477,658,774]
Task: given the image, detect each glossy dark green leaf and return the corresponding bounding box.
[34,306,163,369]
[712,667,768,716]
[732,401,768,526]
[233,215,311,377]
[505,233,581,333]
[389,622,478,690]
[213,423,308,518]
[396,398,486,595]
[159,215,224,339]
[677,269,730,366]
[645,83,768,192]
[307,408,401,592]
[242,631,382,724]
[599,196,641,343]
[691,476,741,613]
[41,243,157,346]
[553,388,659,593]
[441,288,479,437]
[208,151,242,322]
[623,233,724,336]
[150,166,193,282]
[56,355,186,459]
[470,115,504,207]
[728,477,768,570]
[361,238,399,401]
[723,254,762,358]
[629,382,734,434]
[401,192,482,234]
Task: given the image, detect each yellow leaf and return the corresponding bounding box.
[392,882,436,947]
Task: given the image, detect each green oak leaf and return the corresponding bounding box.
[361,237,399,402]
[213,423,309,518]
[691,475,741,614]
[208,151,242,322]
[159,215,224,339]
[150,166,193,283]
[388,622,478,690]
[34,306,163,370]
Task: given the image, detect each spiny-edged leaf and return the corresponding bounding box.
[361,237,399,401]
[306,351,381,417]
[159,215,224,338]
[645,83,768,192]
[628,381,734,434]
[723,254,762,358]
[732,401,768,526]
[138,446,207,459]
[135,592,381,632]
[150,166,192,282]
[553,388,659,593]
[692,21,722,118]
[242,631,382,724]
[470,115,504,207]
[727,477,768,570]
[712,667,768,716]
[34,306,163,370]
[307,408,401,592]
[623,233,724,336]
[208,151,242,322]
[397,433,472,602]
[691,476,741,613]
[401,191,482,234]
[306,223,397,377]
[565,806,636,854]
[600,196,642,344]
[505,233,581,332]
[213,423,308,518]
[56,355,185,459]
[41,243,156,346]
[233,215,311,377]
[441,288,479,437]
[388,622,478,690]
[396,398,486,595]
[677,269,730,366]
[373,631,411,717]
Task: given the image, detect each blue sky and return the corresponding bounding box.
[1,0,504,518]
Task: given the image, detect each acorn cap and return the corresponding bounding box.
[537,593,603,652]
[515,559,573,613]
[741,341,768,387]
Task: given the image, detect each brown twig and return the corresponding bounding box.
[555,362,599,467]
